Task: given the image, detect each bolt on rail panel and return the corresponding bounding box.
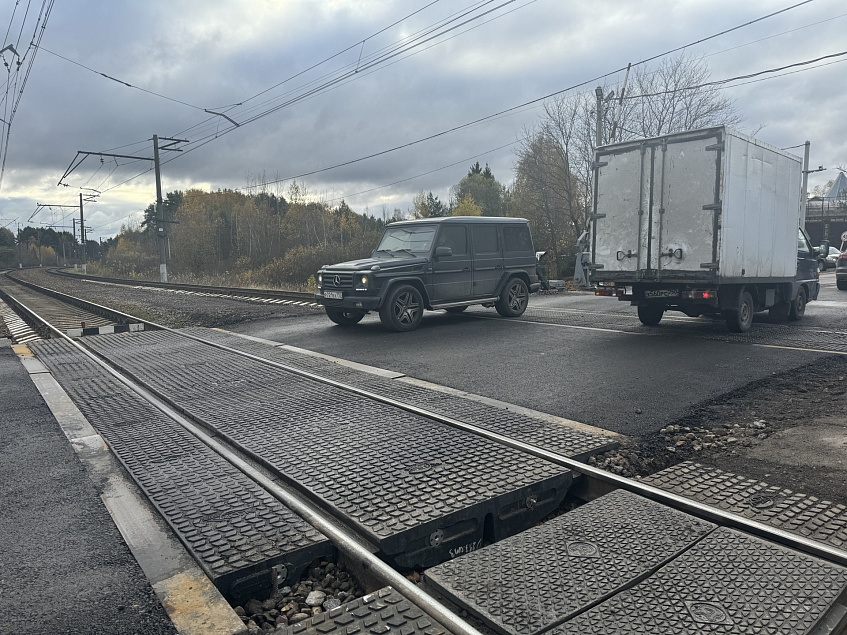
[642,461,847,551]
[552,527,847,635]
[182,327,617,460]
[82,329,573,568]
[30,339,334,604]
[424,490,717,635]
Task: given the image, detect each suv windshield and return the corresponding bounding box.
[376,225,436,253]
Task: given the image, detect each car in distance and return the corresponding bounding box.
[820,245,841,270]
[315,216,541,331]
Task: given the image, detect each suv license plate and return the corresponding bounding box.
[323,290,343,300]
[644,289,678,298]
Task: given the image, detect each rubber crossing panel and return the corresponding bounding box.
[553,527,847,635]
[83,330,573,569]
[424,490,716,635]
[642,461,847,551]
[30,339,333,604]
[183,326,618,460]
[282,587,453,635]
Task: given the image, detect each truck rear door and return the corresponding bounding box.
[594,129,723,278]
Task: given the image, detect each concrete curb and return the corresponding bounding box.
[13,344,247,635]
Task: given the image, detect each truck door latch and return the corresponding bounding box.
[616,250,638,260]
[660,248,684,260]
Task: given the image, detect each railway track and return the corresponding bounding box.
[4,272,847,635]
[49,267,319,307]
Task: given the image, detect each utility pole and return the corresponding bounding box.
[79,193,87,274]
[800,141,826,238]
[595,87,604,148]
[153,135,167,282]
[801,141,811,224]
[58,135,187,283]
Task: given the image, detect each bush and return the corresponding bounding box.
[242,244,365,289]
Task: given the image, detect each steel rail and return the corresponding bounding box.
[11,274,847,569]
[161,323,847,568]
[4,270,153,327]
[5,278,485,635]
[47,267,316,303]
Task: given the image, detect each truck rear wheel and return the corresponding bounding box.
[637,304,664,326]
[725,291,754,333]
[788,286,807,321]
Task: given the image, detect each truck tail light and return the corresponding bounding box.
[595,289,615,297]
[683,289,716,300]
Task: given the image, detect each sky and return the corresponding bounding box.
[0,0,845,241]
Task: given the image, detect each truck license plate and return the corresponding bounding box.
[644,289,678,298]
[323,290,343,300]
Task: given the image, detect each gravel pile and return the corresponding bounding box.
[234,561,365,632]
[14,269,321,329]
[589,418,772,479]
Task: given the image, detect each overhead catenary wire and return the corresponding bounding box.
[169,0,530,143]
[50,0,522,200]
[171,0,813,151]
[226,48,847,192]
[155,0,824,181]
[57,0,829,228]
[88,1,536,195]
[0,0,55,191]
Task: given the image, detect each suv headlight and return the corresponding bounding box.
[317,273,323,286]
[355,274,369,291]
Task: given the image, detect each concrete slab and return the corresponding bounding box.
[554,527,847,635]
[642,462,847,551]
[424,490,716,635]
[32,338,334,604]
[83,329,574,569]
[281,587,453,635]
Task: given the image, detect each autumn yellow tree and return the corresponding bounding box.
[452,194,483,216]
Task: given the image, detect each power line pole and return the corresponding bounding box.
[58,135,187,282]
[595,87,604,148]
[153,135,167,282]
[79,193,86,274]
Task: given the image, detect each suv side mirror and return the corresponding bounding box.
[434,246,452,259]
[818,240,830,256]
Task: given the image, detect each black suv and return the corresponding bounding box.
[316,216,541,331]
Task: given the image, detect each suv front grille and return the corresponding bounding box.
[323,272,353,289]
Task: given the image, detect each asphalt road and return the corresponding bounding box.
[229,273,847,436]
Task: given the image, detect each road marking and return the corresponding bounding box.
[753,343,847,355]
[474,312,847,355]
[472,313,639,334]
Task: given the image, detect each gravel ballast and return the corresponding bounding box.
[13,268,321,329]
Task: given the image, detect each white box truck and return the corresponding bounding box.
[586,126,824,332]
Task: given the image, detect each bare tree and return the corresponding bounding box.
[615,53,742,139]
[512,52,742,267]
